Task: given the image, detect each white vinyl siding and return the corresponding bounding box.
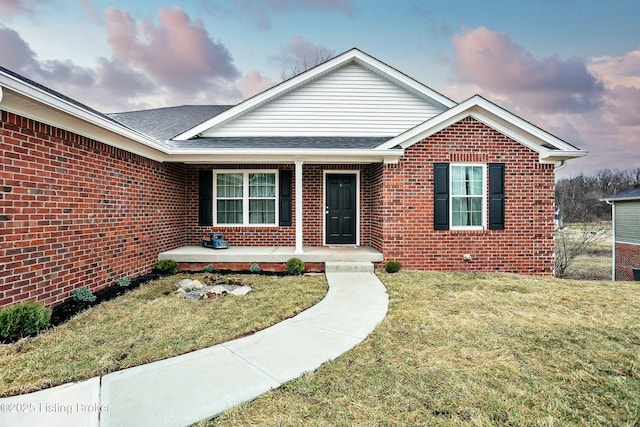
[202,63,444,137]
[615,201,640,244]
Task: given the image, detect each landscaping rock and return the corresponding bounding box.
[176,279,204,292]
[174,277,252,300]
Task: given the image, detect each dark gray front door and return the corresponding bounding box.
[326,174,356,245]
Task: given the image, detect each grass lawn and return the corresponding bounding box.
[0,273,327,397]
[207,271,640,427]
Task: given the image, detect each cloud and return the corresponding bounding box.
[271,36,335,78]
[447,27,640,177]
[450,26,604,114]
[229,0,353,31]
[240,70,275,98]
[0,26,38,70]
[0,6,248,111]
[79,0,102,24]
[0,0,47,19]
[590,50,640,90]
[105,7,240,93]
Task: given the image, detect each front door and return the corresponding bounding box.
[326,174,357,245]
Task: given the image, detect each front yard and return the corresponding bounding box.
[3,269,638,426]
[207,271,640,426]
[0,273,328,397]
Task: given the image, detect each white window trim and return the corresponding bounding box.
[213,169,279,227]
[450,163,486,231]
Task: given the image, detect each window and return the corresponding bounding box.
[214,171,277,225]
[450,164,485,228]
[434,162,505,231]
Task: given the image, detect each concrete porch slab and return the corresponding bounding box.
[158,246,383,264]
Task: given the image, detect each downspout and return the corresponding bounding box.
[554,160,567,171]
[605,200,615,281]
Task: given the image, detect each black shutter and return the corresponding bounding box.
[488,163,505,230]
[198,170,213,226]
[279,170,292,226]
[434,163,449,230]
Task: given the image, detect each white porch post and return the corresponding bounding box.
[294,161,304,255]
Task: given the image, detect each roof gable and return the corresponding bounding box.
[173,48,456,140]
[376,95,588,164]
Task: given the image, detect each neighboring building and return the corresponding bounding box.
[0,48,587,309]
[602,188,640,281]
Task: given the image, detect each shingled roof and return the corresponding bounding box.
[109,105,233,142]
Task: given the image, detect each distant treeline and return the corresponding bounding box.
[555,168,640,223]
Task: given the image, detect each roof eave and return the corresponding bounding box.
[538,150,589,164]
[167,148,404,164]
[0,70,170,161]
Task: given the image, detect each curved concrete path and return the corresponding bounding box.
[0,269,388,427]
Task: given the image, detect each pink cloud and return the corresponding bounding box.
[105,6,240,93]
[0,0,47,19]
[447,27,639,177]
[240,70,275,98]
[451,26,604,113]
[79,0,102,24]
[590,50,640,89]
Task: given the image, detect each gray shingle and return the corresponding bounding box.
[109,105,233,141]
[169,136,393,150]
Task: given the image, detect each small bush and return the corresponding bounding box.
[72,287,96,303]
[155,259,178,275]
[286,258,305,275]
[0,301,51,338]
[385,260,402,274]
[202,264,215,273]
[250,263,261,273]
[116,277,131,288]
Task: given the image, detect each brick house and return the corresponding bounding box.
[602,188,640,281]
[0,48,586,309]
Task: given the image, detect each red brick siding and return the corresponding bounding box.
[615,243,640,281]
[375,116,556,275]
[0,110,186,308]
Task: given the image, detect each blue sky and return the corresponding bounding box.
[1,0,639,177]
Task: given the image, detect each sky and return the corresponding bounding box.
[1,0,639,178]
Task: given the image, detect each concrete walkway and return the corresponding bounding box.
[0,267,388,427]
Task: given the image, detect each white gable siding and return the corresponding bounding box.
[202,64,444,137]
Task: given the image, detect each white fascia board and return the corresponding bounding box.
[173,48,456,141]
[0,74,168,155]
[168,148,404,164]
[538,149,589,163]
[376,95,586,160]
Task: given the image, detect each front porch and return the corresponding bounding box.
[159,246,383,269]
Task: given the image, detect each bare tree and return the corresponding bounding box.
[280,48,335,81]
[554,222,609,278]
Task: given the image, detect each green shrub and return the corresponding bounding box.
[155,259,178,275]
[250,263,261,273]
[202,264,215,273]
[0,301,51,338]
[71,287,96,303]
[116,277,131,288]
[286,258,305,275]
[385,260,402,274]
